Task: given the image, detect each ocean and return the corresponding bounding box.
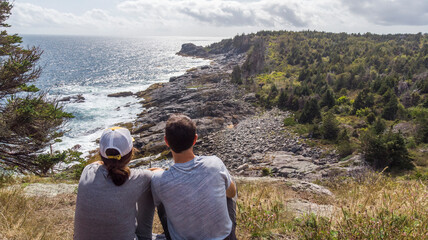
[22,35,220,155]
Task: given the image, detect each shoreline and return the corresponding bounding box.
[127,43,359,180]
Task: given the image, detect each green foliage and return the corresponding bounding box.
[415,114,428,143]
[361,130,413,170]
[336,96,350,105]
[309,124,322,139]
[382,95,399,120]
[320,89,335,109]
[423,97,428,108]
[34,149,85,177]
[19,84,39,92]
[261,167,271,176]
[353,89,374,113]
[283,117,297,126]
[231,65,242,84]
[355,107,371,117]
[277,89,287,110]
[35,151,67,176]
[0,1,72,173]
[366,112,376,124]
[54,149,87,180]
[299,98,321,124]
[371,117,387,135]
[337,141,354,158]
[321,111,340,141]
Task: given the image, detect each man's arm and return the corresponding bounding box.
[226,180,236,198]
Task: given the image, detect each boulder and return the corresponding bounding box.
[107,91,133,97]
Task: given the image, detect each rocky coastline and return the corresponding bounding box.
[130,43,365,181]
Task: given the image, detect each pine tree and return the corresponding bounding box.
[382,95,398,120]
[299,98,320,124]
[321,111,340,140]
[320,89,335,109]
[0,1,72,174]
[277,89,287,110]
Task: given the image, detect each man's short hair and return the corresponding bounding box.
[165,114,196,153]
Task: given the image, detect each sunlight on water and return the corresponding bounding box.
[22,35,221,155]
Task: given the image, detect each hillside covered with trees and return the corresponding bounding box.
[224,31,428,173]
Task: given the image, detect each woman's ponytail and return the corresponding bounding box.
[101,148,132,186]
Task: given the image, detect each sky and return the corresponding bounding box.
[7,0,428,38]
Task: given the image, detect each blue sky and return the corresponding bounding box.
[8,0,428,38]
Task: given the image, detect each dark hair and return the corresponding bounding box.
[101,148,132,186]
[165,114,196,153]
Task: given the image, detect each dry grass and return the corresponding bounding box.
[0,187,75,240]
[305,172,428,239]
[1,172,427,239]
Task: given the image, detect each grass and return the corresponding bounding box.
[0,172,427,239]
[0,187,75,240]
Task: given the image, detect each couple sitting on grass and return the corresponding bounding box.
[74,114,237,240]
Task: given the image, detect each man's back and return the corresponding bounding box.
[151,156,232,240]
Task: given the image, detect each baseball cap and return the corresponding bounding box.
[99,127,133,160]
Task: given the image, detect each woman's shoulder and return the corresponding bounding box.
[81,161,103,174]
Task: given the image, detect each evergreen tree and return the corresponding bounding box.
[382,95,398,120]
[231,65,242,84]
[299,98,320,124]
[352,89,374,113]
[361,130,413,170]
[320,89,335,109]
[277,89,287,110]
[0,1,72,173]
[321,111,340,140]
[371,117,386,135]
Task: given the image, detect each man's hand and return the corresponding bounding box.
[226,180,236,198]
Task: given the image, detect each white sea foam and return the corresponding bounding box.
[22,35,220,156]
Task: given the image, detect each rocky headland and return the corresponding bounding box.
[130,41,366,181]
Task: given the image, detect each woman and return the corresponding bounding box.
[74,127,155,240]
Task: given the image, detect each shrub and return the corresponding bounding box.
[371,117,386,135]
[361,130,413,170]
[352,89,374,113]
[299,98,321,124]
[231,65,242,84]
[309,124,322,139]
[337,141,354,158]
[320,89,335,109]
[277,89,288,110]
[321,112,340,141]
[261,167,272,176]
[283,117,297,126]
[35,151,67,176]
[366,112,376,124]
[356,107,370,117]
[336,96,350,105]
[382,96,399,120]
[415,115,428,143]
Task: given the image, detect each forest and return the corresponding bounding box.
[228,30,428,173]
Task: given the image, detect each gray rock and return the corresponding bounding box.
[283,179,333,196]
[107,91,134,97]
[286,199,336,218]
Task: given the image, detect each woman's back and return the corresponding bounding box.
[74,163,154,240]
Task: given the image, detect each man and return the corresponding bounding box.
[151,114,237,240]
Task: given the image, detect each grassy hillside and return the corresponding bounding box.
[1,174,427,239]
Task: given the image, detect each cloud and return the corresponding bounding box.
[7,0,428,37]
[341,0,428,26]
[9,3,138,35]
[117,0,308,28]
